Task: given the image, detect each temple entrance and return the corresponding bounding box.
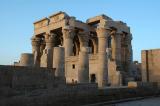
[90,74,96,83]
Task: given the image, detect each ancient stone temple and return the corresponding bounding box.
[17,11,133,88]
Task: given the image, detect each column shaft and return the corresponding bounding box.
[40,34,54,68]
[78,32,89,83]
[62,27,74,57]
[93,39,98,54]
[53,47,65,77]
[111,34,116,60]
[111,32,122,66]
[64,38,73,56]
[97,27,110,88]
[78,47,89,83]
[116,33,121,65]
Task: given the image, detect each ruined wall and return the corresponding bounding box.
[89,54,98,83]
[0,83,158,106]
[0,65,60,89]
[65,54,98,83]
[141,49,160,83]
[108,60,122,86]
[65,56,79,83]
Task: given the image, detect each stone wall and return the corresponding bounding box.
[0,84,159,106]
[141,49,160,83]
[0,65,58,90]
[89,54,98,83]
[108,60,122,86]
[65,56,79,83]
[65,54,99,83]
[0,65,159,106]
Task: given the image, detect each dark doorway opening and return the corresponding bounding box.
[90,74,96,83]
[88,39,94,54]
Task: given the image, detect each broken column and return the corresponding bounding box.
[96,27,110,87]
[53,47,65,77]
[19,53,34,66]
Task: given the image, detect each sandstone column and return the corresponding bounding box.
[40,33,54,68]
[40,40,45,56]
[127,33,133,62]
[78,32,89,83]
[96,27,110,87]
[92,39,98,54]
[78,47,89,83]
[19,53,34,67]
[53,47,65,77]
[78,32,89,51]
[31,37,41,67]
[125,33,133,76]
[115,32,122,66]
[111,32,122,65]
[111,33,116,61]
[62,26,75,57]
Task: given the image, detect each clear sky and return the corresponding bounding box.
[0,0,160,65]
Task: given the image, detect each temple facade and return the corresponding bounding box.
[17,11,133,88]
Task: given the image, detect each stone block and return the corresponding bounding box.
[128,81,137,88]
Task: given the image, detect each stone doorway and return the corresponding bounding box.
[90,74,96,83]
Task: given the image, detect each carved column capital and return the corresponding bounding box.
[44,33,54,49]
[45,33,54,43]
[110,31,122,39]
[62,26,75,39]
[31,36,41,46]
[78,31,89,47]
[96,27,111,38]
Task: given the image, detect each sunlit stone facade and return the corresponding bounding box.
[18,11,133,87]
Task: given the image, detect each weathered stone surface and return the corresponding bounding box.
[14,11,133,87]
[19,53,34,66]
[0,65,56,89]
[128,81,138,88]
[53,47,65,77]
[141,49,160,83]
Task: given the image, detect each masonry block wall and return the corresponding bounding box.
[141,49,160,83]
[0,65,57,89]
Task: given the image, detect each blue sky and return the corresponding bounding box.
[0,0,160,65]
